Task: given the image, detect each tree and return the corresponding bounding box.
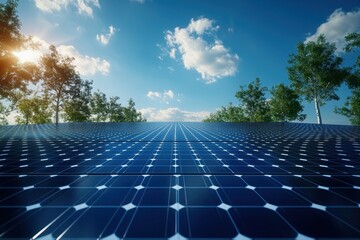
[107,96,124,122]
[333,33,360,125]
[90,90,108,122]
[269,83,306,122]
[63,79,92,122]
[204,103,248,122]
[344,33,360,89]
[335,88,360,125]
[124,98,146,122]
[0,0,38,100]
[15,94,52,124]
[288,34,347,124]
[235,78,271,122]
[41,45,79,124]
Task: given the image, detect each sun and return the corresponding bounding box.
[12,49,41,64]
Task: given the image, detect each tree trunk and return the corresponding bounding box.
[314,96,322,124]
[55,98,60,125]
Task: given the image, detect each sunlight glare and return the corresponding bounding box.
[12,49,41,63]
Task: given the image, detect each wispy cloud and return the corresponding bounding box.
[140,107,210,122]
[146,90,177,104]
[34,0,100,17]
[165,17,239,83]
[306,9,360,52]
[130,0,146,4]
[29,36,110,76]
[96,25,117,45]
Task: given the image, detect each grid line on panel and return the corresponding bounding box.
[0,122,359,239]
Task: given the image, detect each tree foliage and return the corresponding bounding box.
[269,84,306,122]
[124,98,146,122]
[41,45,79,124]
[63,79,92,122]
[15,94,52,124]
[343,32,360,89]
[0,0,38,100]
[235,78,271,122]
[90,90,108,122]
[288,34,347,124]
[108,96,124,122]
[335,88,360,126]
[90,91,145,122]
[203,103,248,122]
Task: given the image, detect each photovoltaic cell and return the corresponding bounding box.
[0,122,359,239]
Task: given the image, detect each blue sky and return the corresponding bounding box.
[8,0,360,123]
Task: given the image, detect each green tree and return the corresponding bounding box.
[335,88,360,125]
[107,96,124,122]
[124,98,146,122]
[235,78,271,122]
[16,94,52,124]
[63,79,92,122]
[41,45,79,124]
[0,0,38,100]
[344,32,360,89]
[269,83,306,122]
[334,33,360,125]
[204,103,248,122]
[90,90,108,122]
[288,34,347,124]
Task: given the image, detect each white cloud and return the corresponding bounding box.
[188,18,217,35]
[96,25,117,45]
[34,0,70,12]
[164,90,174,99]
[165,17,239,83]
[146,90,176,104]
[27,36,110,76]
[169,48,176,59]
[306,9,360,52]
[146,91,162,99]
[57,45,110,75]
[140,107,210,122]
[34,0,100,17]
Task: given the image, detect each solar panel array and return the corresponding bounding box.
[0,122,359,239]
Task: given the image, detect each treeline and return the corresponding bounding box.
[205,34,360,125]
[204,79,306,122]
[0,0,145,125]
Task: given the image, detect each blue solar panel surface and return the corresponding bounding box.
[0,122,359,239]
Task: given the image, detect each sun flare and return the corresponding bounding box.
[12,49,41,63]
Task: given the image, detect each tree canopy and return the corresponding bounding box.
[63,79,92,122]
[0,0,38,100]
[269,83,305,122]
[343,32,360,89]
[15,94,52,124]
[41,45,82,124]
[235,78,271,122]
[288,34,347,124]
[334,33,360,125]
[203,103,247,122]
[335,88,360,125]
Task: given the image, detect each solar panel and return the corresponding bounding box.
[0,122,359,239]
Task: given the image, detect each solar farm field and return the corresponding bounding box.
[0,122,359,239]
